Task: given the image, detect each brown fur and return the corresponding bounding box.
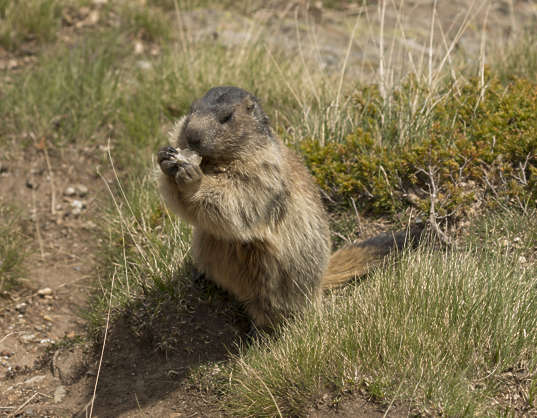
[158,86,420,329]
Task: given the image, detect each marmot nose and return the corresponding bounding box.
[185,124,202,149]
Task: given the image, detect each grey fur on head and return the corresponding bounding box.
[195,86,271,136]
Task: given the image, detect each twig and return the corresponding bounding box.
[428,0,437,88]
[477,3,491,109]
[513,153,532,186]
[350,197,364,235]
[336,12,361,110]
[293,8,320,107]
[42,143,56,216]
[31,188,45,260]
[9,392,39,417]
[378,0,387,105]
[334,231,351,245]
[418,166,453,246]
[88,269,117,418]
[0,331,23,344]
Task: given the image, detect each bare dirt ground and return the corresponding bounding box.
[1,2,536,417]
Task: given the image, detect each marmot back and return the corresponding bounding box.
[158,86,420,330]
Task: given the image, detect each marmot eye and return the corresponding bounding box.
[219,110,233,124]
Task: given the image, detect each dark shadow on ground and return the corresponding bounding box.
[77,270,249,417]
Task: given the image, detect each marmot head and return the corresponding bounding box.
[176,86,272,161]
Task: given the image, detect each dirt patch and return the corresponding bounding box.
[0,143,101,416]
[72,278,249,417]
[0,142,249,416]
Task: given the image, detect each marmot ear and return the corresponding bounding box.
[243,96,256,113]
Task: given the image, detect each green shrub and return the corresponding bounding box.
[300,76,537,220]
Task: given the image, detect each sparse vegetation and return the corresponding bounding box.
[218,210,537,416]
[0,205,28,291]
[0,0,63,50]
[87,172,192,338]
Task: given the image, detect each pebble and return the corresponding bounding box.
[15,302,27,314]
[25,179,37,189]
[76,184,89,197]
[71,200,86,215]
[64,186,76,196]
[137,60,152,70]
[24,374,46,385]
[20,333,36,343]
[38,287,53,297]
[54,385,67,403]
[65,184,89,197]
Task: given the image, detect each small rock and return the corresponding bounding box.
[82,220,97,230]
[52,346,89,385]
[76,184,89,197]
[134,41,145,55]
[40,338,53,344]
[54,385,67,403]
[71,199,86,216]
[20,333,36,343]
[5,59,19,70]
[42,314,53,322]
[38,287,53,297]
[24,374,46,385]
[88,10,99,25]
[26,179,37,189]
[15,302,27,314]
[519,255,527,263]
[64,186,76,196]
[71,200,85,210]
[137,60,152,70]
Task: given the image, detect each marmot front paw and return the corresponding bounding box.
[158,146,179,177]
[174,161,202,186]
[158,146,203,187]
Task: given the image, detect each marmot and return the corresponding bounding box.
[158,86,420,329]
